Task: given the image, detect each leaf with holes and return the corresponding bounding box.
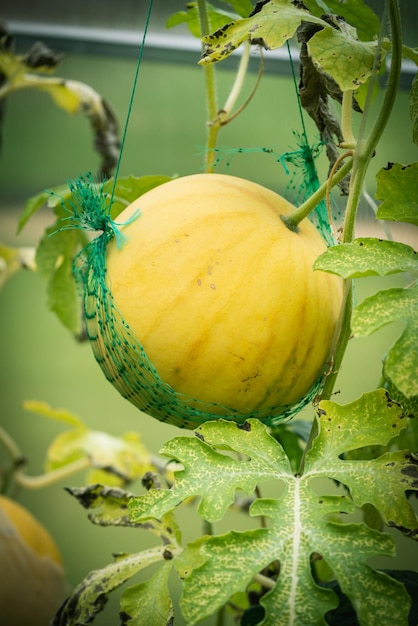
[129,419,291,524]
[352,286,418,398]
[376,162,418,226]
[314,238,418,278]
[130,391,417,625]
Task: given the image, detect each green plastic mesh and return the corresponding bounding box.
[208,131,344,248]
[67,175,323,430]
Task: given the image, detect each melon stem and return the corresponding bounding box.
[280,157,353,232]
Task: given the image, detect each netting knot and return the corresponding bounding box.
[48,173,140,248]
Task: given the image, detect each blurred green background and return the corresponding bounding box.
[0,3,417,625]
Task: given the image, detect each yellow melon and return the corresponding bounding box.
[0,496,67,626]
[97,173,343,427]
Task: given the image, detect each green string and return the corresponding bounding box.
[108,0,154,210]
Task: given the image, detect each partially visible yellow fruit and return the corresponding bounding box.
[0,496,67,626]
[99,173,343,426]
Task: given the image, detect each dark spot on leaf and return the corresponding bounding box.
[141,471,161,491]
[249,0,270,17]
[237,421,251,431]
[163,549,174,560]
[384,162,394,170]
[401,455,418,487]
[195,431,205,441]
[317,408,327,417]
[119,611,132,625]
[385,462,395,467]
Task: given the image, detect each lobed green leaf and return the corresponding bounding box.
[130,392,416,625]
[375,162,418,226]
[307,392,418,534]
[352,287,418,398]
[129,419,291,524]
[314,238,418,278]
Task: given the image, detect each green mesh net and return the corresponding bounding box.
[67,175,325,430]
[208,130,344,248]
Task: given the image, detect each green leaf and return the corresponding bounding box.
[22,399,84,428]
[120,562,174,626]
[314,238,418,278]
[410,73,418,146]
[17,190,51,233]
[35,224,87,334]
[103,174,173,219]
[199,0,327,65]
[66,484,136,526]
[223,0,254,17]
[48,428,155,485]
[382,377,418,454]
[311,0,380,42]
[167,3,237,39]
[130,394,417,625]
[129,420,292,524]
[375,162,418,226]
[22,400,170,487]
[306,392,416,531]
[52,549,167,626]
[47,243,80,332]
[65,484,182,552]
[352,286,418,398]
[307,23,383,91]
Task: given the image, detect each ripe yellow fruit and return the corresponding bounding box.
[100,173,343,427]
[0,496,67,626]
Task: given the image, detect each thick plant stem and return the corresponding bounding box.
[197,0,219,173]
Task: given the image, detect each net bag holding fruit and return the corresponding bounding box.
[69,172,343,430]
